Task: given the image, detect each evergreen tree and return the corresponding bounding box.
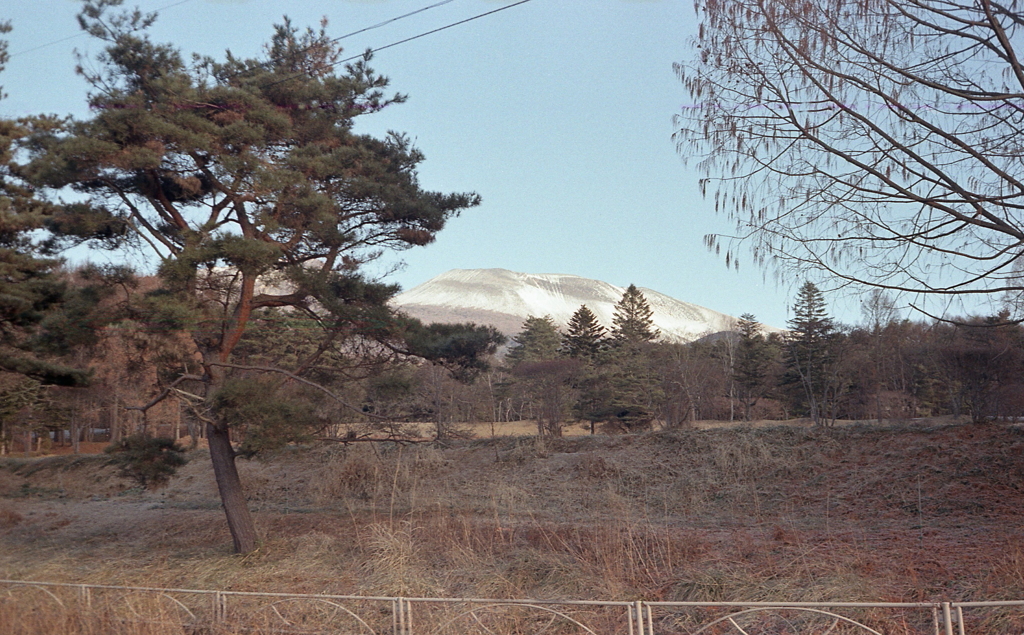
[0,376,43,455]
[0,24,106,387]
[506,316,562,365]
[23,4,487,553]
[505,316,574,437]
[785,283,838,426]
[733,313,772,421]
[604,351,664,431]
[572,369,615,434]
[593,286,662,430]
[562,305,606,360]
[611,285,659,346]
[105,433,189,489]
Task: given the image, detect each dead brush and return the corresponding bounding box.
[357,519,434,596]
[704,429,799,490]
[0,592,193,635]
[308,448,380,504]
[410,513,524,597]
[305,444,447,508]
[517,518,694,598]
[980,544,1024,598]
[2,420,1024,627]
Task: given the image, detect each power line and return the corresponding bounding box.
[329,0,457,47]
[9,0,534,99]
[350,0,534,61]
[262,0,535,90]
[10,0,196,58]
[9,0,455,61]
[217,0,457,83]
[11,33,84,59]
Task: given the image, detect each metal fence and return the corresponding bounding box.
[2,579,1023,634]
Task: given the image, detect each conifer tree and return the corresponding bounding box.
[506,316,561,366]
[733,313,772,421]
[786,283,838,426]
[597,286,662,430]
[611,285,659,346]
[505,315,574,437]
[22,3,490,553]
[562,305,606,360]
[0,24,104,388]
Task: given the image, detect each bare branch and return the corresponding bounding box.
[126,374,206,413]
[677,0,1024,316]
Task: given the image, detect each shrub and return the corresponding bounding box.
[105,434,188,489]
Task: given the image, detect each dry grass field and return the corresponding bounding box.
[1,419,1023,632]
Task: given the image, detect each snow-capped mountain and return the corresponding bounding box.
[392,269,769,343]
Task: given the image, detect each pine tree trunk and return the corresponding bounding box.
[207,423,258,554]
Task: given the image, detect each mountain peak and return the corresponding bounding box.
[393,269,759,343]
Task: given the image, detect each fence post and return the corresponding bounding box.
[406,598,413,635]
[394,597,409,635]
[212,591,226,623]
[942,602,954,635]
[634,600,645,635]
[78,585,91,609]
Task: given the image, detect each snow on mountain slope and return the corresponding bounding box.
[392,269,767,343]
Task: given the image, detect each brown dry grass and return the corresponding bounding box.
[1,420,1023,632]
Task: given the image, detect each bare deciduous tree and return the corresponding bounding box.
[675,0,1024,314]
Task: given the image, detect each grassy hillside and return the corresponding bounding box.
[1,421,1023,625]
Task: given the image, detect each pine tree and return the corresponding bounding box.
[598,286,662,431]
[611,285,659,346]
[0,24,103,387]
[506,316,562,366]
[733,313,772,421]
[505,316,575,437]
[22,5,486,554]
[562,305,606,360]
[786,282,837,426]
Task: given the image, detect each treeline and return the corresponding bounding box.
[3,276,1024,453]
[479,281,1024,435]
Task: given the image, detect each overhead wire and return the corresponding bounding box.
[9,0,458,62]
[9,0,196,58]
[9,0,535,100]
[326,0,457,49]
[260,0,535,90]
[217,0,457,82]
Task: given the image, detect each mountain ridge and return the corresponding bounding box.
[392,268,775,343]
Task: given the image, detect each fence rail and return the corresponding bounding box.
[2,579,1023,634]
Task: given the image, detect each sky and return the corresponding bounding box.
[2,0,872,330]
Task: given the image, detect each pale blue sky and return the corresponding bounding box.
[2,0,873,329]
